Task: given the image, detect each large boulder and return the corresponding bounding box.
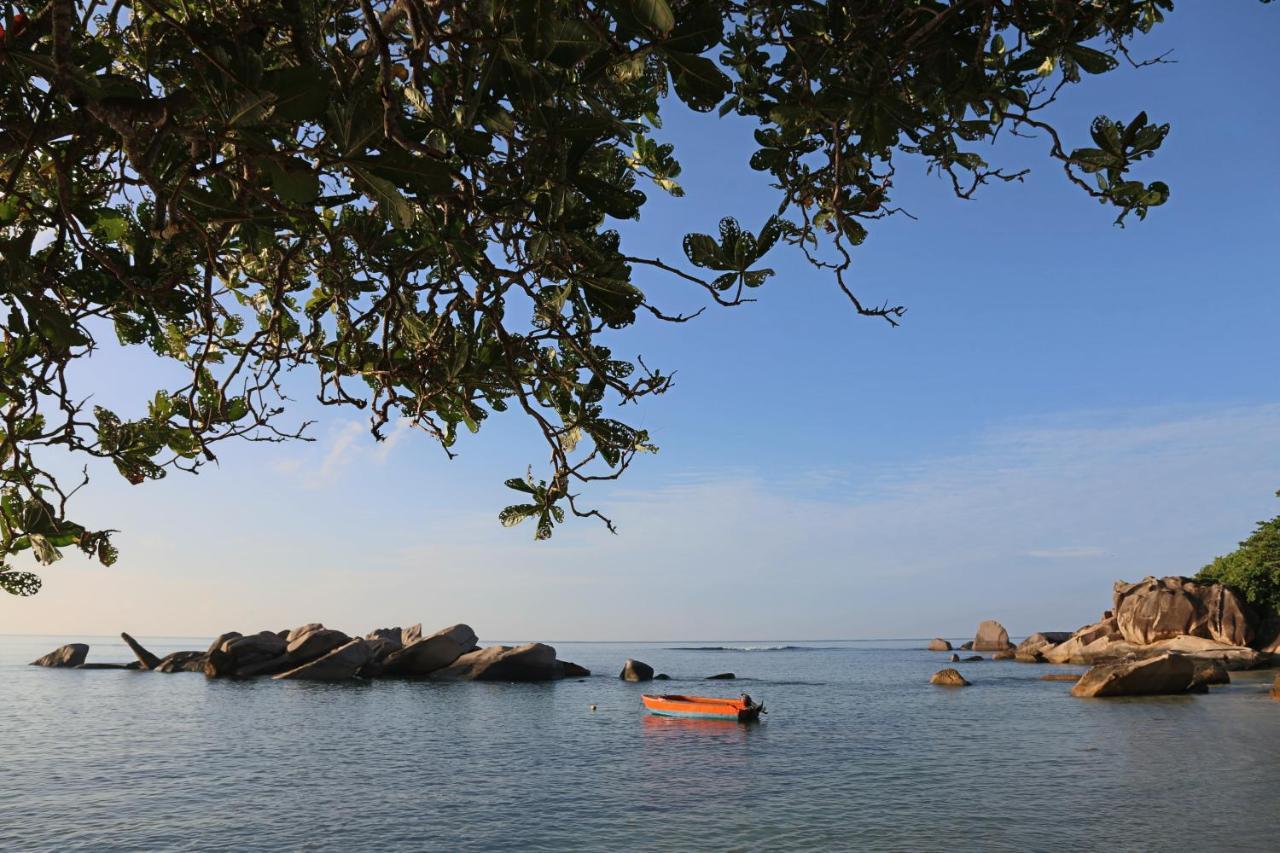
[1043,617,1124,664]
[155,651,207,673]
[365,627,404,650]
[31,644,89,667]
[286,623,324,642]
[274,639,373,681]
[619,659,654,682]
[1112,576,1252,647]
[121,632,161,670]
[1045,628,1262,670]
[1071,653,1197,698]
[928,638,952,651]
[972,620,1013,651]
[380,623,477,677]
[206,631,242,655]
[430,643,563,682]
[1014,632,1073,662]
[284,627,349,661]
[930,668,970,687]
[561,661,591,678]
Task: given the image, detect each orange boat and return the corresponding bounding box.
[641,693,765,722]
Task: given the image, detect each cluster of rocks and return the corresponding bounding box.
[31,623,591,683]
[929,576,1280,698]
[618,658,734,682]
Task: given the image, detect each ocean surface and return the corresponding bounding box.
[1,634,1277,852]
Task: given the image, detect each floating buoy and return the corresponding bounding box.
[589,704,597,711]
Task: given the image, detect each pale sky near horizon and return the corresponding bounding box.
[3,4,1278,641]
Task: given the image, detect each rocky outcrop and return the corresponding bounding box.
[993,650,1016,660]
[381,624,476,677]
[1113,576,1252,647]
[930,668,969,686]
[620,659,654,682]
[1044,629,1262,670]
[275,639,374,681]
[365,627,404,649]
[1014,632,1073,662]
[928,638,952,651]
[972,620,1013,651]
[155,651,207,673]
[121,633,161,670]
[1071,653,1197,698]
[431,643,563,682]
[31,644,89,667]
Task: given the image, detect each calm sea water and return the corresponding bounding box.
[1,634,1277,852]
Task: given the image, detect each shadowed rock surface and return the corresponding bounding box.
[706,672,736,680]
[275,639,374,681]
[121,633,161,669]
[1071,653,1197,698]
[155,651,207,673]
[431,643,563,682]
[930,668,969,686]
[31,644,88,667]
[619,659,654,682]
[381,624,477,677]
[1015,632,1073,662]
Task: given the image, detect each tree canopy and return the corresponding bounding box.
[1197,494,1280,616]
[0,0,1207,595]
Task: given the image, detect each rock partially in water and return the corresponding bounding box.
[972,620,1013,651]
[930,668,970,687]
[1040,673,1082,682]
[155,651,207,673]
[1015,632,1073,662]
[561,661,591,678]
[206,632,242,656]
[959,641,974,651]
[654,673,671,680]
[949,653,960,662]
[1070,653,1197,698]
[76,663,132,669]
[993,650,1016,660]
[619,659,654,682]
[928,638,952,651]
[1272,675,1279,701]
[380,624,477,677]
[1190,659,1230,687]
[432,643,563,682]
[275,638,374,681]
[30,644,88,668]
[705,672,736,680]
[121,632,161,670]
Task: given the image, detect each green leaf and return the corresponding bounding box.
[663,50,732,112]
[1069,45,1119,75]
[350,167,416,228]
[499,503,541,527]
[267,160,321,205]
[91,210,130,244]
[630,0,675,35]
[0,569,42,597]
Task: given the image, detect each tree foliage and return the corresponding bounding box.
[1197,493,1280,615]
[0,0,1204,593]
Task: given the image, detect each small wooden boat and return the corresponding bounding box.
[641,693,765,722]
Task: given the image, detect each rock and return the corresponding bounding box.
[381,624,477,677]
[1190,658,1230,687]
[1272,675,1279,701]
[431,643,563,682]
[365,627,404,650]
[930,668,970,687]
[619,659,654,682]
[1070,653,1197,698]
[1113,576,1253,647]
[120,632,161,670]
[206,632,242,656]
[286,623,324,642]
[972,620,1013,651]
[402,623,423,646]
[959,641,974,651]
[155,651,207,673]
[960,655,983,662]
[75,663,132,669]
[560,661,591,678]
[993,650,1016,660]
[1045,629,1262,669]
[203,649,236,678]
[1014,632,1073,663]
[1254,613,1280,661]
[949,654,960,662]
[654,673,671,680]
[928,638,952,651]
[285,627,350,661]
[226,631,287,658]
[705,672,736,680]
[1040,673,1082,682]
[30,644,89,667]
[274,639,373,681]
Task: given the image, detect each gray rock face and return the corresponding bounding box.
[1113,576,1253,647]
[930,668,970,686]
[1014,632,1073,662]
[121,632,161,669]
[155,651,207,673]
[972,620,1013,651]
[274,639,374,681]
[31,644,89,667]
[619,659,654,682]
[927,638,952,651]
[431,643,563,682]
[1070,653,1197,698]
[380,624,476,676]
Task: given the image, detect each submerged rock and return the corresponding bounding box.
[121,632,161,670]
[30,644,89,668]
[76,663,131,670]
[972,620,1013,652]
[930,668,970,687]
[705,672,736,680]
[928,638,952,651]
[1040,673,1082,682]
[1070,653,1197,698]
[654,673,671,680]
[1015,632,1073,663]
[619,659,654,682]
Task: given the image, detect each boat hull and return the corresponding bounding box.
[641,694,763,722]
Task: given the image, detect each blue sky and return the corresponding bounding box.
[4,3,1278,640]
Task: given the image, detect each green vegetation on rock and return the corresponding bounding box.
[1197,492,1280,615]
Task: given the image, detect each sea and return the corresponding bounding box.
[1,635,1277,852]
